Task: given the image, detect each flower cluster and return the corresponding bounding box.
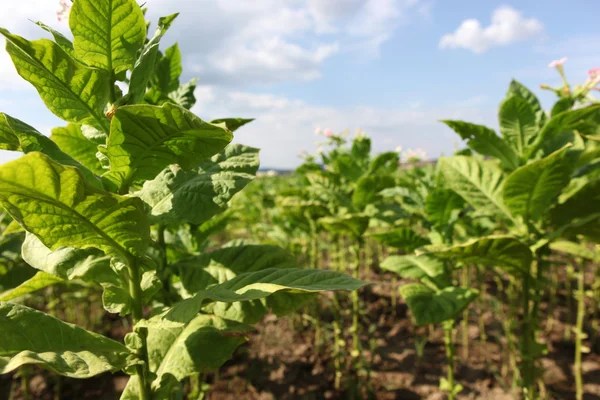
[542,57,600,104]
[57,0,71,23]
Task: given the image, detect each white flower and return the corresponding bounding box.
[548,57,567,68]
[395,146,403,154]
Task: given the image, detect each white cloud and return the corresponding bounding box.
[191,86,495,169]
[440,6,543,54]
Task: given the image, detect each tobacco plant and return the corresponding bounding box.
[0,2,366,399]
[428,80,600,399]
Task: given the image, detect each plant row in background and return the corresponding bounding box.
[1,1,600,400]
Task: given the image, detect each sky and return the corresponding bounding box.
[0,0,599,169]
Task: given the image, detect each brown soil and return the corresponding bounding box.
[1,269,599,400]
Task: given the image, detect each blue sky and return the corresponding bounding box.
[1,0,599,168]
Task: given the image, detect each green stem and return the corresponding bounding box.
[127,258,152,400]
[520,272,535,400]
[351,240,362,358]
[574,263,585,400]
[443,322,457,400]
[20,366,30,400]
[461,266,470,360]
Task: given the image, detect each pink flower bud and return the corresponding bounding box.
[57,0,71,22]
[588,68,600,80]
[548,57,567,68]
[324,129,333,137]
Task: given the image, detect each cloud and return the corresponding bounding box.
[440,6,543,54]
[191,86,495,169]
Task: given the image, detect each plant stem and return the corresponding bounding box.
[461,266,470,360]
[351,240,363,358]
[127,258,152,400]
[520,272,535,400]
[20,366,30,400]
[574,262,585,400]
[443,321,457,400]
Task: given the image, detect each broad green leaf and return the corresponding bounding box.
[51,124,104,175]
[164,268,367,325]
[550,241,600,261]
[123,314,251,399]
[70,0,146,73]
[381,255,447,285]
[102,270,161,315]
[129,14,179,104]
[137,144,259,225]
[551,98,575,117]
[0,271,63,301]
[33,21,74,56]
[156,43,182,93]
[507,80,546,127]
[0,153,149,258]
[442,120,519,170]
[528,104,600,157]
[370,228,430,251]
[503,146,573,221]
[425,189,465,228]
[0,302,130,377]
[0,113,102,187]
[168,79,198,110]
[439,156,511,219]
[319,214,369,239]
[399,284,478,325]
[551,179,600,229]
[422,235,532,276]
[352,174,395,211]
[367,152,399,175]
[499,95,538,155]
[103,103,232,191]
[211,118,255,133]
[21,233,116,283]
[175,242,312,323]
[0,29,110,132]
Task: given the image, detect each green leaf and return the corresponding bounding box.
[137,144,259,225]
[551,98,575,117]
[507,80,546,127]
[167,79,197,110]
[176,243,311,323]
[210,118,254,133]
[156,43,182,93]
[102,270,161,315]
[370,228,430,251]
[123,314,251,399]
[399,284,478,325]
[499,95,538,155]
[550,241,600,261]
[33,21,74,56]
[442,120,519,170]
[0,272,63,301]
[352,174,395,211]
[319,214,369,239]
[0,29,110,132]
[0,302,130,377]
[367,152,399,175]
[0,113,102,187]
[0,153,150,258]
[503,146,573,221]
[439,156,511,219]
[381,255,447,285]
[528,104,600,157]
[551,179,600,228]
[51,124,104,175]
[70,0,146,73]
[164,268,367,325]
[422,235,532,276]
[128,14,179,104]
[425,189,465,228]
[103,103,232,191]
[21,233,116,283]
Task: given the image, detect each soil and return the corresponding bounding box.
[1,267,600,400]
